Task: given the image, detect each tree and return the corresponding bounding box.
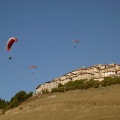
[0,98,9,109]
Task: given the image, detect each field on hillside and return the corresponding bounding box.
[0,84,120,120]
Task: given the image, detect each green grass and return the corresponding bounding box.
[0,84,120,120]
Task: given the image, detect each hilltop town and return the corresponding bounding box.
[35,63,120,95]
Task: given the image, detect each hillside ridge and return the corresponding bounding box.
[35,63,120,95]
[1,84,120,120]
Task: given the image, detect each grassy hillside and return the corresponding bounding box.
[0,84,120,120]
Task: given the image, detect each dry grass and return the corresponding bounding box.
[0,84,120,120]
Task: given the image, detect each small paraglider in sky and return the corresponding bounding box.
[72,40,80,48]
[28,66,37,69]
[28,66,37,74]
[6,37,18,60]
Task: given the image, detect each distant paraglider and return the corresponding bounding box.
[28,66,37,69]
[6,37,18,60]
[28,66,37,74]
[72,40,80,48]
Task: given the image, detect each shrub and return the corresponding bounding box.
[101,80,107,87]
[58,87,64,92]
[93,80,100,88]
[84,79,94,89]
[41,89,49,94]
[78,84,84,89]
[51,88,58,92]
[64,81,74,88]
[58,83,63,88]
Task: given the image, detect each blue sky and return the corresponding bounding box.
[0,0,120,101]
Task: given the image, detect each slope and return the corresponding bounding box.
[0,84,120,120]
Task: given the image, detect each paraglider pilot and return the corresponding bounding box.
[9,56,12,60]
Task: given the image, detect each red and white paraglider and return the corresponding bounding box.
[6,37,18,60]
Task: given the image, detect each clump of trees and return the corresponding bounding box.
[101,77,120,87]
[51,77,120,93]
[0,99,9,109]
[0,90,33,111]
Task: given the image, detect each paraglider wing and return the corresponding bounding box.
[6,37,18,51]
[28,66,37,69]
[72,40,80,44]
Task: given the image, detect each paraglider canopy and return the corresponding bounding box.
[28,66,37,69]
[72,40,80,44]
[6,37,18,52]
